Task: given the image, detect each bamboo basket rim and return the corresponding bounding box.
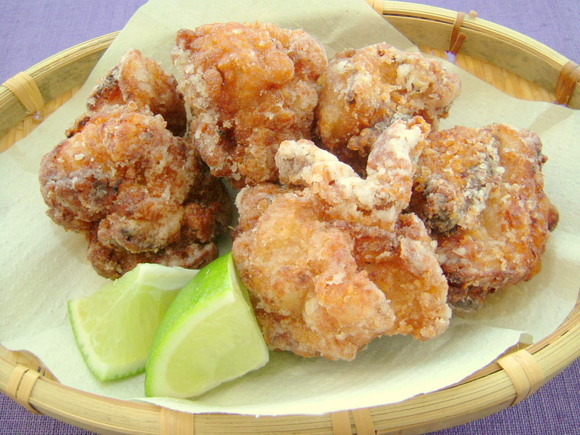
[382,1,571,66]
[1,2,578,433]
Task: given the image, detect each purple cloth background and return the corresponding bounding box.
[0,1,578,433]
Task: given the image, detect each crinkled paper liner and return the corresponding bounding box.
[0,0,578,417]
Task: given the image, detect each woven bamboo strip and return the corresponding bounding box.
[331,411,353,434]
[0,88,77,152]
[420,46,554,102]
[1,3,578,434]
[2,72,45,114]
[497,350,545,405]
[0,33,116,139]
[6,366,41,414]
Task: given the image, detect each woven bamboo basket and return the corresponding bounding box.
[1,1,578,433]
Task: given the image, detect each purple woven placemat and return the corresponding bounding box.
[1,1,578,433]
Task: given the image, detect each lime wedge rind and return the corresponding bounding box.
[68,263,198,382]
[145,254,269,398]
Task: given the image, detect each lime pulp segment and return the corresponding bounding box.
[68,264,198,381]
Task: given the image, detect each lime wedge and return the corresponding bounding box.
[68,264,198,381]
[145,253,269,398]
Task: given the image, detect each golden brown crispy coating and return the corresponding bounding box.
[277,117,430,231]
[40,106,231,278]
[68,49,187,137]
[87,234,219,281]
[234,187,395,361]
[345,214,451,340]
[315,43,461,174]
[233,120,450,360]
[409,124,559,311]
[172,22,328,187]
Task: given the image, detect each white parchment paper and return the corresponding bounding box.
[1,0,578,417]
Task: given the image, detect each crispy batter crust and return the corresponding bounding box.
[40,106,231,279]
[409,124,559,311]
[68,49,187,137]
[40,50,233,278]
[315,43,461,174]
[277,117,429,231]
[233,120,450,360]
[234,188,395,360]
[172,22,328,187]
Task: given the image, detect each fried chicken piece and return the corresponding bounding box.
[409,124,559,311]
[68,49,187,137]
[172,22,328,187]
[40,106,231,278]
[277,117,430,231]
[315,43,461,174]
[234,187,395,361]
[233,120,450,360]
